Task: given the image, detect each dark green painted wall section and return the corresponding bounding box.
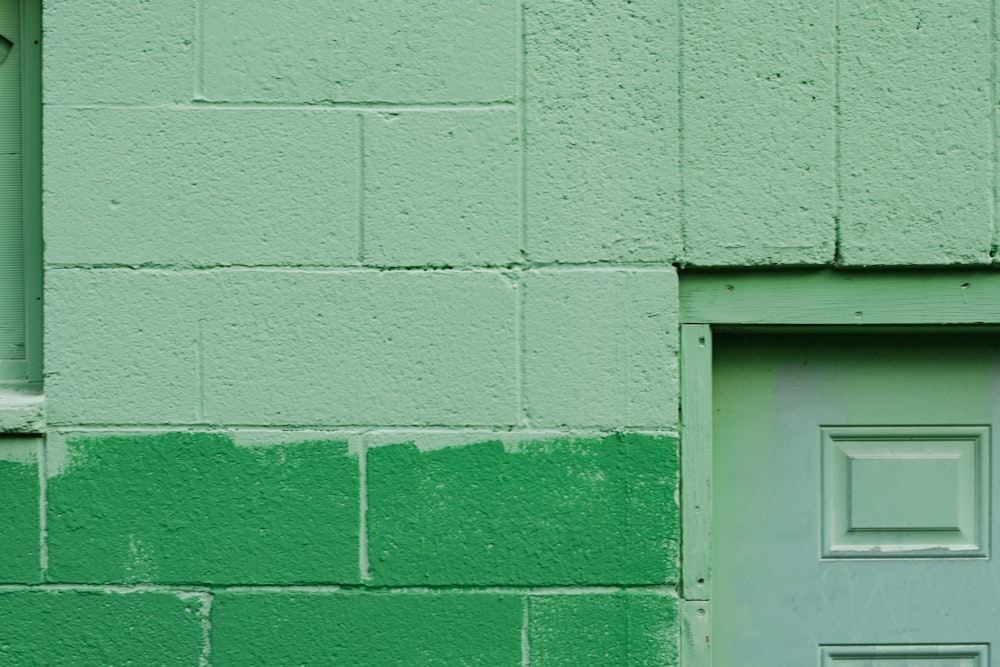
[0,432,679,664]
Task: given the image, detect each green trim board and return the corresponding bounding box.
[677,270,1000,667]
[0,0,40,386]
[681,270,1000,325]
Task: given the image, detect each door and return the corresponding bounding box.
[712,330,1000,666]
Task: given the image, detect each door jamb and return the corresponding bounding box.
[678,269,1000,667]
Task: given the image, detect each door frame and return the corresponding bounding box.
[678,269,1000,666]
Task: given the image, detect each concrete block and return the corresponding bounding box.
[45,270,203,425]
[364,110,520,266]
[44,0,193,104]
[525,0,680,262]
[523,269,678,428]
[838,0,992,265]
[683,0,835,265]
[0,438,39,583]
[529,592,679,666]
[212,591,522,665]
[203,270,518,426]
[0,590,204,665]
[367,434,679,585]
[202,0,517,103]
[46,432,359,584]
[45,108,358,266]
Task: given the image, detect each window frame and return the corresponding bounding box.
[0,0,41,387]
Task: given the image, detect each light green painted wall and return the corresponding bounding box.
[0,0,991,663]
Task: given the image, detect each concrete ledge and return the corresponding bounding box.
[0,389,45,434]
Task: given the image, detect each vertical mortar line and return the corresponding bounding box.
[37,436,47,576]
[990,0,998,258]
[194,0,205,99]
[517,0,528,262]
[357,113,366,265]
[516,271,527,427]
[833,0,842,263]
[358,435,371,581]
[677,0,687,258]
[521,597,531,667]
[198,590,214,667]
[197,319,205,422]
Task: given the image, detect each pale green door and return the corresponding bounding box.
[713,330,1000,666]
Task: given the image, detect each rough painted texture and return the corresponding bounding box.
[45,271,204,425]
[529,593,679,666]
[363,110,520,266]
[683,0,835,265]
[837,0,992,265]
[211,592,523,665]
[0,441,40,583]
[524,269,679,428]
[526,0,680,262]
[43,0,193,104]
[201,271,517,425]
[46,433,359,584]
[45,109,359,266]
[367,434,679,585]
[0,590,204,666]
[202,1,517,102]
[46,270,518,426]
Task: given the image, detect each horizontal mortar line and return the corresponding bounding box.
[45,262,681,273]
[0,583,678,595]
[47,100,516,111]
[49,423,679,433]
[0,583,212,594]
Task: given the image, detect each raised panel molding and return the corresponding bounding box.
[821,426,990,558]
[822,644,988,666]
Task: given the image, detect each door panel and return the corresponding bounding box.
[712,332,1000,666]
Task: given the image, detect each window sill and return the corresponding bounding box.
[0,387,44,433]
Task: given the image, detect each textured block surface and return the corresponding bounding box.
[529,593,679,666]
[45,109,359,266]
[45,270,203,425]
[43,0,193,104]
[683,0,835,265]
[202,271,518,425]
[367,434,679,585]
[46,432,359,584]
[211,592,523,666]
[202,0,517,102]
[526,0,679,262]
[364,110,520,266]
[0,439,39,583]
[838,0,992,265]
[0,590,204,666]
[524,269,678,428]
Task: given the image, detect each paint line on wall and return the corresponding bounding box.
[991,0,999,258]
[44,260,685,272]
[677,0,687,257]
[48,101,517,111]
[193,0,204,99]
[521,598,531,667]
[832,0,843,263]
[196,319,205,422]
[358,436,371,581]
[516,0,528,263]
[37,437,47,573]
[357,113,366,265]
[178,590,213,667]
[52,426,679,442]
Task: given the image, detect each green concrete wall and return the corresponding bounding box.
[1,0,992,663]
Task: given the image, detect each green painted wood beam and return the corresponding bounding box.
[681,270,1000,325]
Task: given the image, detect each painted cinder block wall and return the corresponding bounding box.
[0,0,991,664]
